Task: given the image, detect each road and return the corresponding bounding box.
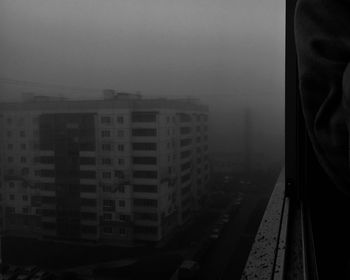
[196,192,269,280]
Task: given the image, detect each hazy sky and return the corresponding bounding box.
[0,0,285,161]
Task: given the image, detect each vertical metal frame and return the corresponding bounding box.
[285,0,302,199]
[285,1,319,279]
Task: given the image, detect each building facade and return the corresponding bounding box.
[0,92,209,245]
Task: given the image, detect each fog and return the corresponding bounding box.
[0,0,285,167]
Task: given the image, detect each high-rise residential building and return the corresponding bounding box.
[0,91,209,245]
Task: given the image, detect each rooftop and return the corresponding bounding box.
[0,91,208,112]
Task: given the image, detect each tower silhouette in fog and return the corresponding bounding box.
[244,108,252,179]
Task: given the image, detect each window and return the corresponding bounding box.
[118,158,125,165]
[181,161,192,171]
[20,131,25,137]
[132,128,157,137]
[9,182,15,188]
[7,169,14,176]
[133,185,158,193]
[134,212,158,221]
[102,158,112,165]
[119,227,126,236]
[117,130,124,137]
[102,143,112,151]
[131,111,157,122]
[7,117,12,124]
[6,207,15,214]
[134,226,157,235]
[80,185,96,193]
[115,170,125,179]
[119,214,129,221]
[132,142,157,151]
[7,131,12,137]
[181,173,191,183]
[39,156,54,164]
[119,200,125,207]
[102,171,112,179]
[21,157,27,163]
[80,170,96,179]
[81,198,96,207]
[36,183,54,191]
[133,170,157,179]
[181,150,192,159]
[117,116,124,124]
[102,184,113,192]
[178,113,191,122]
[103,199,115,211]
[132,157,157,165]
[103,227,113,234]
[101,116,112,124]
[180,127,191,135]
[81,225,97,234]
[7,157,13,163]
[23,207,29,214]
[8,144,13,150]
[133,198,158,208]
[118,144,124,151]
[41,169,55,177]
[21,143,26,150]
[180,138,192,147]
[9,194,15,200]
[79,157,96,165]
[101,130,111,137]
[81,212,96,220]
[103,213,112,220]
[21,168,29,176]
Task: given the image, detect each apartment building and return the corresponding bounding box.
[0,91,209,244]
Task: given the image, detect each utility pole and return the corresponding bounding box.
[245,108,252,180]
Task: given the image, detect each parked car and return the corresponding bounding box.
[209,227,221,240]
[31,271,53,280]
[4,267,21,280]
[178,260,200,279]
[221,217,230,223]
[17,266,40,280]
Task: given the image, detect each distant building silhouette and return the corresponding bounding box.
[244,108,252,179]
[0,92,209,245]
